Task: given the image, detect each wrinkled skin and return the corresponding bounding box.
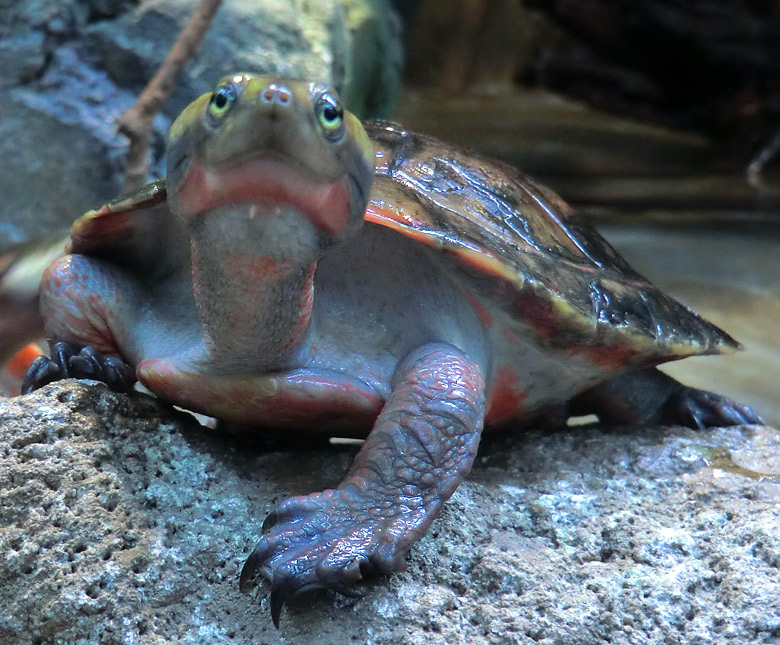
[22,74,762,627]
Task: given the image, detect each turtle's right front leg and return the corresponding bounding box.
[239,343,486,627]
[22,255,141,394]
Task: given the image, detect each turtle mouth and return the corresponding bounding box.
[175,155,353,236]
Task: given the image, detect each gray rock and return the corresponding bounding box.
[0,381,777,644]
[1,49,133,245]
[0,0,402,249]
[83,0,402,121]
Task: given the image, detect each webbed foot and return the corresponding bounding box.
[662,386,763,428]
[21,341,136,394]
[240,485,412,627]
[240,343,486,628]
[572,367,763,428]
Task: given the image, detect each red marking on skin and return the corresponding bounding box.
[223,252,294,283]
[41,258,122,357]
[577,340,640,370]
[283,263,316,351]
[512,291,559,342]
[500,327,525,348]
[462,290,493,329]
[367,203,570,348]
[485,365,528,425]
[137,360,384,435]
[178,159,352,235]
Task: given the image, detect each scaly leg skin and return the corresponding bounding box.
[20,255,145,395]
[239,343,485,628]
[571,367,763,428]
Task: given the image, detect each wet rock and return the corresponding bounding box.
[0,381,777,644]
[0,0,402,248]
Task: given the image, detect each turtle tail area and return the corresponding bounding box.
[624,284,742,362]
[544,273,744,368]
[671,312,741,357]
[523,269,742,366]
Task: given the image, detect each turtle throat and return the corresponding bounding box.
[189,202,319,372]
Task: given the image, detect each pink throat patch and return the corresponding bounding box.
[177,157,353,235]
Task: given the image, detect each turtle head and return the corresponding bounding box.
[166,73,375,257]
[163,75,375,368]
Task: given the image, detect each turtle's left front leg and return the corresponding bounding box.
[240,343,485,627]
[20,255,142,394]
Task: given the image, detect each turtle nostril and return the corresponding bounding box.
[260,86,292,105]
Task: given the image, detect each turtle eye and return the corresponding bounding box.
[207,83,237,123]
[315,92,344,141]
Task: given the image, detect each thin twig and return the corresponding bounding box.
[117,0,225,192]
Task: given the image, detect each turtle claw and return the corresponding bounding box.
[269,572,290,629]
[22,341,80,393]
[239,540,272,591]
[21,341,136,394]
[664,387,764,428]
[261,510,278,533]
[22,354,63,393]
[240,487,413,627]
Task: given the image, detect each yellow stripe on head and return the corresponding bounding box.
[344,112,375,171]
[168,92,211,143]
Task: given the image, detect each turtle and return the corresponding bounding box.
[19,73,761,626]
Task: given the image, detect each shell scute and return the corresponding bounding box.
[69,179,188,278]
[366,121,737,363]
[70,179,168,256]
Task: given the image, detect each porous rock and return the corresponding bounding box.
[0,0,402,248]
[0,381,777,644]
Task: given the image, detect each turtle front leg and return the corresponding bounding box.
[240,343,485,627]
[571,367,763,428]
[21,255,143,394]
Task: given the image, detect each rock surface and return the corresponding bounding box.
[0,381,777,644]
[0,0,402,247]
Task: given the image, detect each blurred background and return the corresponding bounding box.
[0,0,777,423]
[393,0,780,426]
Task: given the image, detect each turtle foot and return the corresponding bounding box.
[239,344,486,628]
[21,341,136,394]
[662,387,763,428]
[571,368,764,429]
[240,486,412,628]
